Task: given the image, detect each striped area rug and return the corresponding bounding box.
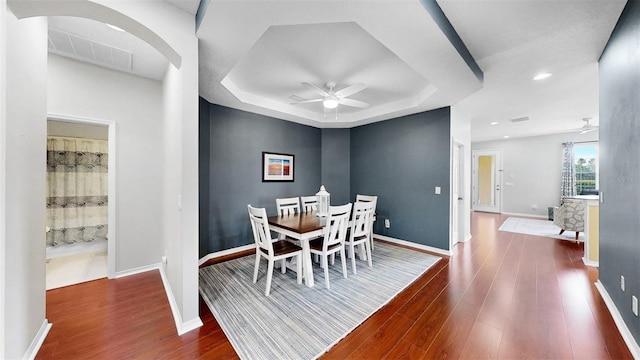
[199,241,441,360]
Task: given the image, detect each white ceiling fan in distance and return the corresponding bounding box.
[575,117,599,134]
[290,81,370,110]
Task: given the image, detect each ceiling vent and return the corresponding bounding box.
[48,28,133,73]
[509,116,530,123]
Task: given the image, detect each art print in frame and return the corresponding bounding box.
[262,152,294,182]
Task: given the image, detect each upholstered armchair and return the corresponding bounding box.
[553,198,585,241]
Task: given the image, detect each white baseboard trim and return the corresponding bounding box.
[24,319,52,360]
[114,262,203,336]
[501,211,549,220]
[463,234,472,242]
[374,234,452,256]
[158,265,203,336]
[595,280,640,359]
[113,263,161,279]
[199,243,255,266]
[582,257,599,268]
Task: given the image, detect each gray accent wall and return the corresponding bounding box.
[200,103,321,256]
[599,0,640,345]
[321,128,351,205]
[350,107,452,250]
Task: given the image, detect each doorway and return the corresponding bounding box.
[451,142,465,247]
[46,117,116,288]
[473,149,502,213]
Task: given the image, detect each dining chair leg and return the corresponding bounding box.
[340,249,348,279]
[351,246,357,275]
[281,259,286,274]
[265,260,274,296]
[366,240,372,268]
[323,255,330,290]
[253,253,261,283]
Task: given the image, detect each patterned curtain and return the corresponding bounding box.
[46,136,108,247]
[561,142,576,201]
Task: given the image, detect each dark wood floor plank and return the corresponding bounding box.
[37,212,633,360]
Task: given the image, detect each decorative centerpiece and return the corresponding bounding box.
[316,185,330,217]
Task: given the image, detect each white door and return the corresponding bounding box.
[473,149,502,213]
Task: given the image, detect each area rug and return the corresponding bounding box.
[199,241,441,360]
[499,217,584,241]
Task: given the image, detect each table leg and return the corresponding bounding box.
[300,239,314,287]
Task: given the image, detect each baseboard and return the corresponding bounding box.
[582,257,599,267]
[374,234,452,256]
[463,234,472,242]
[113,263,161,279]
[158,265,203,336]
[595,280,640,359]
[24,319,52,360]
[198,243,255,266]
[115,262,203,336]
[501,211,548,220]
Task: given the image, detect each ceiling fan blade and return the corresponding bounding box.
[339,98,370,108]
[335,83,367,98]
[579,127,597,134]
[290,98,323,105]
[302,82,329,97]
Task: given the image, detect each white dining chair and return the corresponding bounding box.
[300,195,318,212]
[355,194,378,250]
[248,205,302,296]
[309,203,352,289]
[276,197,300,215]
[346,200,375,275]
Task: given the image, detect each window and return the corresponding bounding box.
[573,143,598,194]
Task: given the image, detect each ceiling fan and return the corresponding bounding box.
[290,81,370,109]
[576,117,599,134]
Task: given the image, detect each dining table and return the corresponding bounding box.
[267,211,327,287]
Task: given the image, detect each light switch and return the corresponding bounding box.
[435,186,441,195]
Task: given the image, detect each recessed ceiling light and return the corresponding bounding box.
[106,23,125,32]
[490,121,499,125]
[533,72,552,81]
[503,135,510,139]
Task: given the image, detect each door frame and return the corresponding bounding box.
[472,148,502,213]
[48,114,117,278]
[451,141,465,250]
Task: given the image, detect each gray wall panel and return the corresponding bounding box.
[350,107,451,250]
[200,104,321,255]
[599,0,640,344]
[321,128,351,205]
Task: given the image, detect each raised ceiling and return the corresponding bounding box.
[45,0,627,140]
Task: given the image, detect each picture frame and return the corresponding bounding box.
[262,152,294,182]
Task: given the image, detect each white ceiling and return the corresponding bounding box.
[46,0,627,141]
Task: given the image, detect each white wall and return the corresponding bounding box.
[2,10,48,359]
[48,54,164,272]
[451,105,472,243]
[472,131,599,217]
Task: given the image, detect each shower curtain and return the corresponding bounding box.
[46,136,108,247]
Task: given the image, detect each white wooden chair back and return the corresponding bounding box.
[322,203,352,251]
[248,205,274,257]
[350,201,375,240]
[301,196,318,212]
[356,194,378,210]
[276,197,300,216]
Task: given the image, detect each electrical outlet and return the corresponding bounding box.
[435,186,441,195]
[384,219,390,228]
[633,296,638,316]
[621,275,625,291]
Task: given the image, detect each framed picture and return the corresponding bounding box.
[262,152,294,182]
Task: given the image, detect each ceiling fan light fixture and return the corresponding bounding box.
[533,72,552,81]
[323,97,339,109]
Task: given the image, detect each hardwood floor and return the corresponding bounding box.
[37,212,632,359]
